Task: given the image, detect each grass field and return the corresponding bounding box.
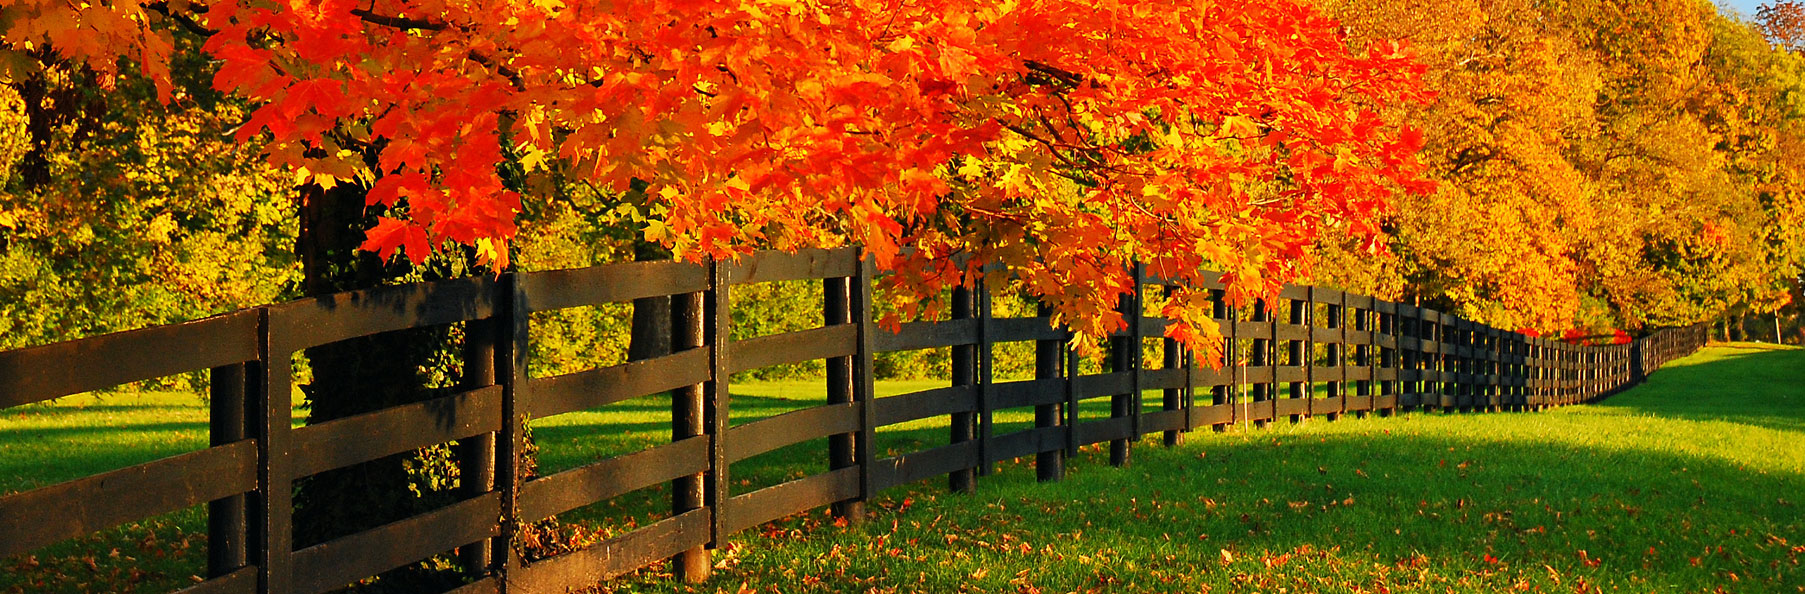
[3,344,1801,593]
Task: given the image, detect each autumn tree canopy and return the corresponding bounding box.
[1315,0,1805,336]
[0,0,1433,357]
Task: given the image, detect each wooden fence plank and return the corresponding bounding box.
[292,386,503,477]
[0,440,257,559]
[519,260,707,312]
[265,277,497,353]
[873,319,978,353]
[870,442,981,491]
[991,317,1064,343]
[725,403,860,463]
[0,309,259,408]
[727,324,857,374]
[519,438,709,523]
[874,385,977,426]
[991,378,1067,409]
[1073,372,1132,400]
[290,493,502,594]
[990,426,1066,461]
[723,468,860,535]
[510,509,710,594]
[170,567,258,594]
[525,348,710,419]
[723,248,860,285]
[1073,417,1133,446]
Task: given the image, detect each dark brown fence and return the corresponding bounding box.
[0,247,1708,594]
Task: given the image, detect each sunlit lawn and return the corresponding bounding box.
[615,343,1805,594]
[4,344,1802,593]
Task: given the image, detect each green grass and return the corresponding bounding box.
[610,343,1805,594]
[3,344,1802,593]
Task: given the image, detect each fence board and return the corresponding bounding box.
[0,309,259,408]
[874,319,978,352]
[520,260,707,312]
[526,347,708,419]
[728,324,857,374]
[1142,409,1186,433]
[725,403,860,463]
[265,277,497,352]
[1073,417,1133,446]
[991,317,1064,343]
[874,385,976,426]
[991,426,1066,461]
[723,248,860,285]
[292,386,502,477]
[1140,367,1186,390]
[1073,372,1132,400]
[992,378,1066,409]
[724,467,860,535]
[870,442,980,490]
[1190,403,1234,426]
[0,440,257,558]
[510,509,710,594]
[289,493,501,594]
[519,438,709,523]
[170,567,258,594]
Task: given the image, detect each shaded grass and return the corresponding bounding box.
[3,344,1801,593]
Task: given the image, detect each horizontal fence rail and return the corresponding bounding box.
[0,247,1709,594]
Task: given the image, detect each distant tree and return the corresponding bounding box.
[1760,0,1805,52]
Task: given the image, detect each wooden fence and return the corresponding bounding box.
[0,246,1708,594]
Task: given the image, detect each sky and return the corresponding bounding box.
[1720,0,1765,20]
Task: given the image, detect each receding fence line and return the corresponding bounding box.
[0,246,1709,594]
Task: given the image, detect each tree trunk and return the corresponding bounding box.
[628,239,671,361]
[291,181,474,592]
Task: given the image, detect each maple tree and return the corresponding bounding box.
[2,0,1432,360]
[1314,0,1805,335]
[1760,0,1805,53]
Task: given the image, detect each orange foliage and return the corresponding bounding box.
[2,1,1432,355]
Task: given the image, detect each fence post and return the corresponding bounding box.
[825,274,862,522]
[1162,284,1185,446]
[1250,300,1272,428]
[1287,293,1309,424]
[1352,300,1371,419]
[1128,262,1145,446]
[1323,290,1344,421]
[252,306,294,594]
[1065,334,1081,456]
[1108,265,1140,466]
[949,286,976,494]
[208,361,249,580]
[977,278,995,477]
[456,312,497,574]
[670,283,710,581]
[494,272,528,586]
[1035,303,1065,481]
[852,255,879,519]
[1213,289,1234,430]
[704,261,732,552]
